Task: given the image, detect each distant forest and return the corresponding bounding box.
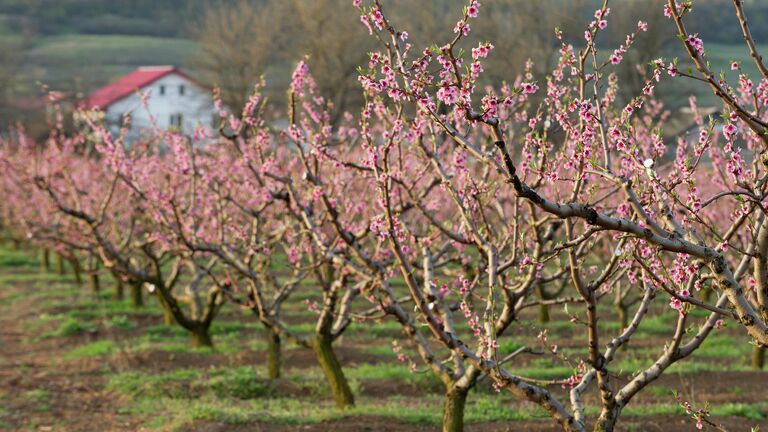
[1,0,767,136]
[0,0,766,42]
[0,0,207,37]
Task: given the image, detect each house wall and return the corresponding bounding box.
[104,73,215,140]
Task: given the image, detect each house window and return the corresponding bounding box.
[120,113,132,131]
[179,84,185,96]
[159,85,166,96]
[170,113,183,129]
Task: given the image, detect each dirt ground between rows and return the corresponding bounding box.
[1,276,766,432]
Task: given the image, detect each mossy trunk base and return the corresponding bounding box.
[753,345,765,370]
[442,387,469,432]
[617,306,629,334]
[266,326,281,379]
[55,254,66,275]
[313,335,354,409]
[163,306,174,325]
[191,329,213,348]
[89,273,100,294]
[41,249,50,271]
[69,258,82,283]
[131,283,144,308]
[115,279,124,300]
[538,304,550,323]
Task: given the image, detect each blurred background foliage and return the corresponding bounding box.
[0,0,766,137]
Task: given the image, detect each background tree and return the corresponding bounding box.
[189,0,278,112]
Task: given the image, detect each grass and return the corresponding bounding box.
[29,34,194,59]
[346,363,442,391]
[0,249,38,268]
[0,404,8,429]
[23,389,50,412]
[108,369,203,399]
[25,34,197,89]
[647,386,674,397]
[42,317,95,338]
[712,403,766,421]
[65,340,116,359]
[660,42,764,110]
[1,244,766,431]
[107,315,137,330]
[109,367,271,402]
[108,386,768,431]
[113,393,546,430]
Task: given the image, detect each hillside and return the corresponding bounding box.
[0,0,767,125]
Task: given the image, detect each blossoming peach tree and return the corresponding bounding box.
[350,0,768,430]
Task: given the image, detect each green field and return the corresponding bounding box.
[20,34,196,93]
[657,42,765,110]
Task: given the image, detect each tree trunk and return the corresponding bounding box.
[89,272,100,294]
[11,239,19,250]
[538,303,550,323]
[265,325,282,379]
[617,305,629,334]
[69,258,82,283]
[131,283,144,308]
[41,249,50,271]
[55,253,66,275]
[155,294,175,325]
[442,386,469,432]
[595,406,621,432]
[752,345,765,370]
[190,327,214,348]
[163,305,175,325]
[115,279,124,300]
[313,334,354,409]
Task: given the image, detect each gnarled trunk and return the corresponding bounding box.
[41,249,50,271]
[156,294,175,325]
[68,257,82,283]
[89,272,100,294]
[190,327,213,348]
[595,407,621,432]
[752,345,765,370]
[442,385,469,432]
[55,253,66,275]
[617,304,629,334]
[131,283,144,308]
[265,325,281,379]
[538,303,550,323]
[313,333,354,409]
[115,279,124,300]
[162,305,174,325]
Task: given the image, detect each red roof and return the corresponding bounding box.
[84,66,198,109]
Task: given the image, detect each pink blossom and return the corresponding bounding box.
[471,42,493,60]
[467,1,480,18]
[521,82,539,94]
[687,34,705,56]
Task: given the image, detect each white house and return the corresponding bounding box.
[83,66,215,140]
